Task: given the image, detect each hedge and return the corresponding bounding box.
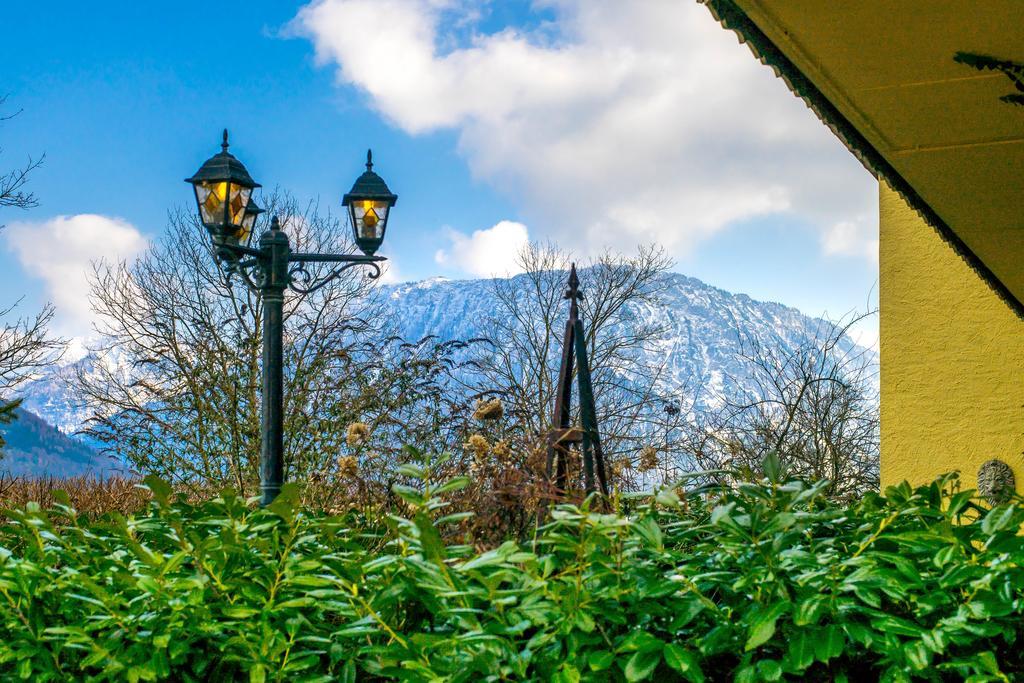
[1,454,1022,682]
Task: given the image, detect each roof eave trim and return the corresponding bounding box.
[700,0,1024,321]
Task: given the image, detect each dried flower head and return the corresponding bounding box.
[492,439,512,463]
[473,398,504,421]
[638,446,659,472]
[337,455,359,479]
[346,422,370,448]
[525,445,547,473]
[610,459,627,480]
[465,434,491,460]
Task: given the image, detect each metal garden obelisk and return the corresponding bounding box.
[545,264,609,498]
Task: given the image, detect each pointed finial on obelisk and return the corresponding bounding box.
[565,263,583,317]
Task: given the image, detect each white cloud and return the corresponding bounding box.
[846,319,880,353]
[292,0,877,260]
[4,214,148,337]
[375,255,407,284]
[822,216,879,263]
[435,220,529,277]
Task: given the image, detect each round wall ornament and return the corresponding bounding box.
[977,459,1016,506]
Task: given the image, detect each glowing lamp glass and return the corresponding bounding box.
[185,131,261,257]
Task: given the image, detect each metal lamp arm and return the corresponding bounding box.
[286,253,384,295]
[219,243,264,259]
[289,252,386,264]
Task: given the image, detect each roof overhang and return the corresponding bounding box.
[702,0,1024,316]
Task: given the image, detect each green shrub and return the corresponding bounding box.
[1,452,1023,682]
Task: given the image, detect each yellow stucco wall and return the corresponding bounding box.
[880,182,1024,491]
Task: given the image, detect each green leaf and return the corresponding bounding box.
[904,640,930,671]
[764,512,796,533]
[870,616,923,638]
[982,504,1016,535]
[762,452,783,482]
[968,591,1013,619]
[267,484,301,517]
[575,610,595,633]
[813,625,844,663]
[710,502,736,526]
[670,595,705,630]
[51,489,72,508]
[932,544,959,568]
[393,484,425,507]
[946,490,974,517]
[433,476,471,496]
[142,475,173,506]
[458,548,506,572]
[785,630,814,671]
[624,649,661,681]
[586,651,614,671]
[756,659,783,681]
[655,487,681,508]
[745,603,788,651]
[633,517,663,550]
[976,651,1001,675]
[734,664,757,683]
[793,595,826,626]
[556,664,581,683]
[664,644,704,682]
[397,463,425,479]
[249,665,266,683]
[414,512,446,564]
[618,630,663,653]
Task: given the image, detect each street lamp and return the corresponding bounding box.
[184,130,262,260]
[186,130,393,505]
[342,150,397,256]
[241,197,265,249]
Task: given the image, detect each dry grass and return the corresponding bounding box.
[0,474,398,518]
[0,474,151,515]
[0,461,556,546]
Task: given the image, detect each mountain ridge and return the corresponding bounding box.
[7,269,875,477]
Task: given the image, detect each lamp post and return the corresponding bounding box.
[186,130,397,505]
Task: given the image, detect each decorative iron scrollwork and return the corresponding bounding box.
[287,260,382,295]
[223,255,382,296]
[223,258,267,293]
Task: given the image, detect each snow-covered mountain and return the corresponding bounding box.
[379,271,873,411]
[7,270,874,476]
[15,343,133,437]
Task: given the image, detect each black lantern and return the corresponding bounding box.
[185,129,261,253]
[342,150,397,256]
[240,197,264,248]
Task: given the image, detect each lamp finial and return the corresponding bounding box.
[221,129,229,153]
[366,148,373,171]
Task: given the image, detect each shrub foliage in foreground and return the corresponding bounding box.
[1,456,1023,682]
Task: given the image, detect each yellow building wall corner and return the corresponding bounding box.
[880,181,1024,492]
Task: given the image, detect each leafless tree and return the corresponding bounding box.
[472,243,677,491]
[0,96,43,215]
[0,302,63,394]
[73,194,385,493]
[0,97,63,452]
[681,313,880,499]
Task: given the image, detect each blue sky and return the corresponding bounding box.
[0,1,878,345]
